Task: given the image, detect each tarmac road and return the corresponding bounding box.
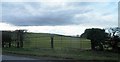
[1,55,118,62]
[2,55,38,60]
[1,55,66,62]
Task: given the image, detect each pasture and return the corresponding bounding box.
[23,33,91,49]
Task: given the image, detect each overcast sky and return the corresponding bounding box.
[0,0,119,35]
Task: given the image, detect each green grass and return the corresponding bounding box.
[3,47,120,60]
[23,33,91,49]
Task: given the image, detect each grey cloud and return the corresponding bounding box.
[2,2,93,26]
[67,2,94,6]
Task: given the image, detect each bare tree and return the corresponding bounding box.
[106,27,120,37]
[105,27,120,51]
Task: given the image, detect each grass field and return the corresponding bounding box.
[23,33,91,49]
[3,33,120,60]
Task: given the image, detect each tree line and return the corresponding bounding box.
[81,27,120,52]
[2,30,26,48]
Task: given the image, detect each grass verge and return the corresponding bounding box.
[2,47,120,61]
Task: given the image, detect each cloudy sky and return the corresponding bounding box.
[0,0,119,35]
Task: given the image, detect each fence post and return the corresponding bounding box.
[50,34,54,49]
[61,36,62,50]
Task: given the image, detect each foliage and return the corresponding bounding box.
[2,30,26,48]
[2,31,12,47]
[82,28,108,51]
[106,27,120,37]
[105,27,120,51]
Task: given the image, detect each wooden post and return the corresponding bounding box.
[50,34,54,49]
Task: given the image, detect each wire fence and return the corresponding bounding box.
[23,33,91,50]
